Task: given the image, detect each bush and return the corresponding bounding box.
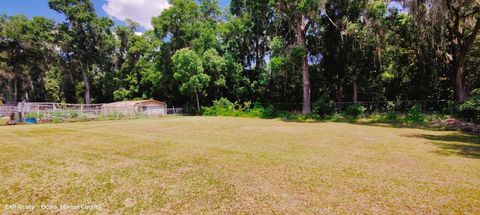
[344,104,366,119]
[458,89,480,123]
[202,98,237,116]
[445,101,460,116]
[68,110,80,119]
[51,111,66,122]
[405,105,426,124]
[384,111,399,122]
[203,98,287,119]
[371,111,400,123]
[312,96,336,117]
[251,104,277,118]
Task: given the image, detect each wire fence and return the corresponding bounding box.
[0,102,187,124]
[255,100,455,114]
[0,105,17,116]
[0,100,456,122]
[334,100,454,114]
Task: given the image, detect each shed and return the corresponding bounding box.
[102,100,167,115]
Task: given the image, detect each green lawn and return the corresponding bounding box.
[0,117,479,214]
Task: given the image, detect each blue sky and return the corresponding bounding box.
[1,1,402,31]
[0,0,231,31]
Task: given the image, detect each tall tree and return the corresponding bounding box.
[271,0,324,113]
[49,0,113,104]
[401,0,480,101]
[230,0,272,71]
[0,15,57,103]
[172,48,210,111]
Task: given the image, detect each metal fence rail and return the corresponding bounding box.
[1,102,188,123]
[0,105,17,116]
[0,100,456,119]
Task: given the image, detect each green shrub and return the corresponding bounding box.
[324,113,346,122]
[99,112,127,120]
[457,89,480,123]
[344,104,366,119]
[51,111,66,122]
[384,111,399,122]
[312,96,336,117]
[405,105,426,124]
[254,104,278,118]
[445,101,460,116]
[203,98,284,119]
[371,111,400,123]
[68,111,80,119]
[202,98,236,116]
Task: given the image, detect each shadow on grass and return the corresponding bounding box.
[333,120,480,159]
[407,133,480,159]
[281,117,443,131]
[279,117,480,159]
[351,121,442,130]
[281,116,473,133]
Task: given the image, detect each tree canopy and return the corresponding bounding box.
[1,0,479,112]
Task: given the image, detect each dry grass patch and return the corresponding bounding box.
[0,117,479,214]
[0,117,8,126]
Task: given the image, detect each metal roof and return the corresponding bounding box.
[103,100,167,107]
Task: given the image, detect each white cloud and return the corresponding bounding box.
[102,0,170,30]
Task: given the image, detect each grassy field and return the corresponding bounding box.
[0,117,479,214]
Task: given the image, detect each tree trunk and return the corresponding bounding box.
[195,90,200,114]
[297,16,311,114]
[255,37,261,70]
[451,18,480,102]
[336,80,344,102]
[454,54,467,102]
[13,78,18,104]
[302,50,311,114]
[353,76,358,103]
[82,70,91,104]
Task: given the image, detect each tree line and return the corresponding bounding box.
[0,0,479,114]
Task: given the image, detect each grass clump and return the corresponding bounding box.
[202,98,276,118]
[370,111,400,123]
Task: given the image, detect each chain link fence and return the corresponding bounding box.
[0,102,188,124]
[334,100,454,114]
[254,100,454,114]
[1,100,456,122]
